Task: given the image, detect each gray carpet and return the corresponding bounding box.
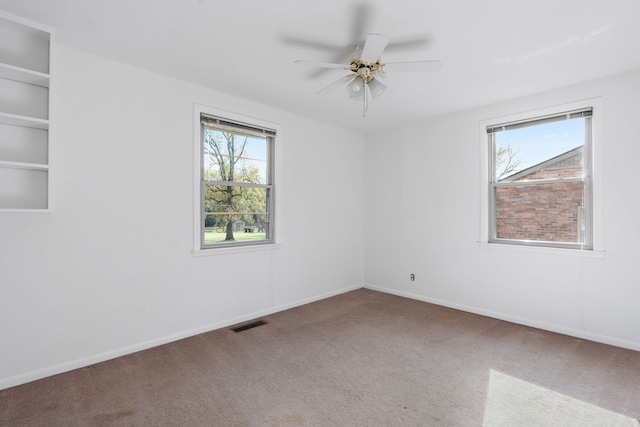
[1,289,640,426]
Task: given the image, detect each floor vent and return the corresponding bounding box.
[231,320,268,333]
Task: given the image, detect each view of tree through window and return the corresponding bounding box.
[488,109,592,249]
[201,118,274,247]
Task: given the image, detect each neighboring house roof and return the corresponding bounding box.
[498,146,583,182]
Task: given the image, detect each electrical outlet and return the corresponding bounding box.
[410,273,415,281]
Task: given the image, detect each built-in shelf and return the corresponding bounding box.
[0,160,48,171]
[0,62,49,87]
[0,112,49,129]
[0,11,52,212]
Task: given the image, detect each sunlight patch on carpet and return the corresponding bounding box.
[483,369,640,427]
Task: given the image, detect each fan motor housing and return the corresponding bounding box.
[348,59,383,83]
[349,59,383,74]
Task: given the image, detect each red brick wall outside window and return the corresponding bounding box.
[495,151,584,243]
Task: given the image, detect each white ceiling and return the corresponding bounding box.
[1,0,639,134]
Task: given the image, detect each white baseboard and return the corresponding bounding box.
[364,283,640,353]
[0,284,363,391]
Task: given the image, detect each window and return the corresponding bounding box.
[196,109,275,250]
[487,108,592,250]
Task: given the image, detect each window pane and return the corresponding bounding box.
[203,128,268,184]
[495,181,585,243]
[203,185,269,244]
[495,118,584,181]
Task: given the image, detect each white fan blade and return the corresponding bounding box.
[294,60,348,69]
[317,75,354,95]
[282,37,342,52]
[360,33,390,63]
[383,60,442,73]
[351,3,372,44]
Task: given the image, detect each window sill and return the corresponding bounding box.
[478,242,605,259]
[192,243,282,257]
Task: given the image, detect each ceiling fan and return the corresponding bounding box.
[295,33,442,117]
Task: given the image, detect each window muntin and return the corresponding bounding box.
[200,114,275,249]
[488,109,592,249]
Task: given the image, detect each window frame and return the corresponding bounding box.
[479,99,604,255]
[193,104,280,254]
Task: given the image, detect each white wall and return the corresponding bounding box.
[0,45,365,389]
[364,68,640,351]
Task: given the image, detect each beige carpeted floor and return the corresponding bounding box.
[482,369,640,426]
[1,289,640,426]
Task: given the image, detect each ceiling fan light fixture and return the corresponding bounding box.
[368,77,386,99]
[346,77,365,100]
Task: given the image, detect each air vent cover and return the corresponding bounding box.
[231,320,268,333]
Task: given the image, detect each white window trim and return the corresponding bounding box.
[478,98,604,257]
[192,104,282,256]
